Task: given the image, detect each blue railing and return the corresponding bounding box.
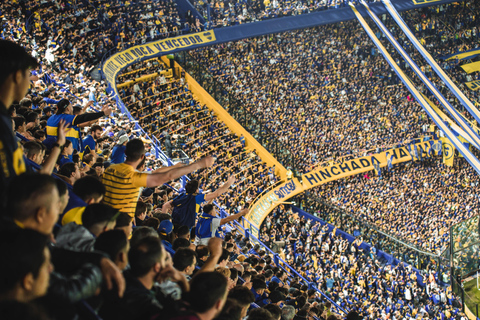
[233,219,347,315]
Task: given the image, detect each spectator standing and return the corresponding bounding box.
[46,98,112,153]
[164,176,235,229]
[83,124,103,156]
[0,40,38,207]
[195,205,248,245]
[102,139,214,218]
[110,134,129,164]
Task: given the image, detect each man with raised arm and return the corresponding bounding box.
[102,139,215,219]
[195,205,248,245]
[163,176,236,229]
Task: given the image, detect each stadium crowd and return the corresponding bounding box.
[116,57,279,213]
[191,0,377,29]
[190,23,432,173]
[1,0,480,318]
[0,1,350,320]
[261,209,465,320]
[188,0,480,252]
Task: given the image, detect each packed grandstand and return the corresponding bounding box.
[0,0,479,319]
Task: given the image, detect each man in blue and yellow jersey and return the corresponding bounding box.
[0,40,39,209]
[102,139,215,219]
[46,98,112,153]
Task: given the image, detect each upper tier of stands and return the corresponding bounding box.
[117,58,279,213]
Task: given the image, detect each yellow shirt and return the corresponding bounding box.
[102,163,148,217]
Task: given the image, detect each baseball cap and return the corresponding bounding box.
[118,134,129,145]
[158,220,173,235]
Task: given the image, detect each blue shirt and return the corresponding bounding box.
[171,193,205,228]
[82,135,96,155]
[58,154,73,168]
[110,145,126,164]
[46,114,82,151]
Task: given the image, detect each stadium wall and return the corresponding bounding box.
[161,56,289,180]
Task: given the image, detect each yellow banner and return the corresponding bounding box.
[460,61,480,74]
[446,49,480,61]
[412,0,442,4]
[247,178,305,236]
[302,140,437,189]
[465,80,480,92]
[246,140,439,234]
[102,31,216,84]
[442,137,455,166]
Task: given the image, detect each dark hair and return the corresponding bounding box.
[0,229,48,295]
[215,298,243,320]
[81,203,119,229]
[263,304,281,320]
[219,248,230,264]
[185,179,199,194]
[187,272,228,313]
[195,245,209,260]
[144,217,160,230]
[34,130,46,140]
[6,173,58,221]
[73,176,106,202]
[25,111,38,123]
[0,39,38,86]
[264,269,274,279]
[229,268,238,281]
[135,201,147,217]
[56,99,70,115]
[228,285,255,307]
[247,308,275,320]
[175,225,190,238]
[55,179,68,197]
[23,141,42,159]
[94,230,128,261]
[251,278,267,290]
[173,248,196,271]
[153,212,172,223]
[268,281,279,292]
[13,116,26,130]
[172,237,190,251]
[203,203,214,214]
[115,212,133,228]
[128,236,163,277]
[90,125,102,134]
[20,98,32,108]
[125,139,145,162]
[59,162,77,178]
[83,154,94,165]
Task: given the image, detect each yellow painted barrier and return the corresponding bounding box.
[170,58,288,180]
[117,69,172,89]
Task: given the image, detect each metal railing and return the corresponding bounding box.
[298,192,451,275]
[174,51,299,175]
